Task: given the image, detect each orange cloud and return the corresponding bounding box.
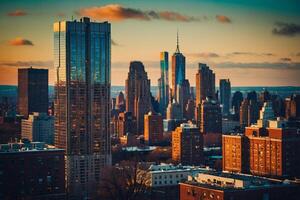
[7,10,27,16]
[9,38,34,46]
[78,4,201,22]
[216,15,231,23]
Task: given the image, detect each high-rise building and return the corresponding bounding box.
[18,68,48,118]
[21,112,54,144]
[167,99,182,120]
[177,79,191,119]
[117,111,136,137]
[0,141,65,199]
[240,99,259,128]
[222,134,249,173]
[231,91,243,119]
[285,94,300,119]
[53,17,111,198]
[158,52,169,116]
[195,63,215,106]
[172,123,203,165]
[219,79,231,116]
[144,112,163,145]
[125,61,151,134]
[198,97,222,146]
[256,102,275,127]
[171,32,185,100]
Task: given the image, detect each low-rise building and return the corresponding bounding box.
[0,141,65,199]
[180,172,300,200]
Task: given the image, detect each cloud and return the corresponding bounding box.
[187,52,220,58]
[272,22,300,37]
[9,38,34,46]
[213,62,300,70]
[279,57,292,62]
[229,52,275,56]
[216,15,231,23]
[78,4,201,22]
[0,60,53,68]
[7,10,27,16]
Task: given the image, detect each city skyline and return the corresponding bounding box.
[0,0,300,86]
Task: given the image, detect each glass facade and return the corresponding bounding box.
[54,18,111,197]
[159,52,169,115]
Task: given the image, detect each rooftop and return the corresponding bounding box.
[148,163,212,174]
[0,141,63,153]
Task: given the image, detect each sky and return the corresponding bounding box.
[0,0,300,86]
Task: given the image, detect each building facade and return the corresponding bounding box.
[144,112,163,145]
[172,123,203,165]
[219,79,231,116]
[18,68,48,118]
[53,17,111,198]
[158,52,169,116]
[125,61,151,134]
[0,141,65,200]
[21,112,54,144]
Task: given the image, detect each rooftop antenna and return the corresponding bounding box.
[176,29,180,53]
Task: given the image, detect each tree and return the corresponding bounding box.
[97,161,150,200]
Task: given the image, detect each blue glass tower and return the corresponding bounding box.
[159,51,169,115]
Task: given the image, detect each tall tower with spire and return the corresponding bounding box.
[171,31,186,101]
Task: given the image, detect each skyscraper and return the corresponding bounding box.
[240,99,259,128]
[18,68,48,118]
[54,17,111,198]
[219,79,231,116]
[158,51,169,116]
[232,91,243,120]
[195,63,215,123]
[171,32,185,100]
[125,61,151,134]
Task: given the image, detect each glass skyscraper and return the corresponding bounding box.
[171,33,185,100]
[159,51,169,115]
[53,17,111,198]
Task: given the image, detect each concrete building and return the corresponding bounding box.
[21,112,54,144]
[125,61,152,134]
[54,17,111,198]
[199,97,222,147]
[222,134,249,173]
[167,99,183,120]
[256,101,275,127]
[172,123,203,165]
[18,67,48,118]
[222,118,240,134]
[219,79,231,116]
[117,111,136,137]
[144,112,163,145]
[240,99,259,128]
[0,141,65,199]
[180,172,300,200]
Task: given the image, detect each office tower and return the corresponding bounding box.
[0,141,65,199]
[272,95,285,117]
[195,63,215,106]
[144,112,163,145]
[18,68,48,118]
[21,112,54,144]
[167,99,182,120]
[185,99,195,121]
[116,91,125,111]
[54,17,111,198]
[117,111,136,137]
[158,51,169,116]
[285,94,300,119]
[247,91,257,102]
[240,99,259,128]
[231,91,243,119]
[125,61,151,134]
[177,79,191,118]
[222,134,249,173]
[259,90,271,103]
[256,102,275,127]
[171,32,185,99]
[172,123,203,165]
[199,97,222,146]
[219,79,231,116]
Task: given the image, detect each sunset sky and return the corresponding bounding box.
[0,0,300,86]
